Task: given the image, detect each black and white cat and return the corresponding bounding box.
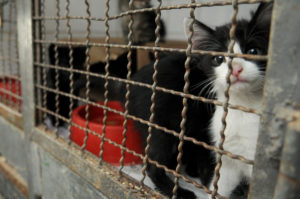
[184,3,273,198]
[122,2,272,199]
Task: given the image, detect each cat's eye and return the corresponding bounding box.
[247,48,259,55]
[212,56,225,66]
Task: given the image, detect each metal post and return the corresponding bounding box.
[16,0,41,198]
[273,112,300,199]
[248,0,300,198]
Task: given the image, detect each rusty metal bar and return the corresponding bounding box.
[81,0,92,153]
[34,39,268,61]
[65,0,74,145]
[54,0,60,138]
[172,0,194,198]
[40,0,47,122]
[119,0,134,173]
[211,0,238,198]
[99,0,111,165]
[31,0,273,22]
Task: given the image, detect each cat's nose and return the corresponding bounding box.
[232,63,243,77]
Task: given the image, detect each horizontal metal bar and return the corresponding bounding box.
[32,0,272,22]
[34,40,268,61]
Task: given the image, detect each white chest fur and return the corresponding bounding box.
[208,94,262,198]
[211,103,260,160]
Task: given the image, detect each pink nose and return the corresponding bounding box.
[232,65,243,77]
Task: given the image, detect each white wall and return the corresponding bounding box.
[43,0,259,41]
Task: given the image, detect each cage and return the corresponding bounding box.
[0,0,300,199]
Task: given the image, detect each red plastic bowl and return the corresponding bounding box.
[70,101,143,165]
[0,77,22,105]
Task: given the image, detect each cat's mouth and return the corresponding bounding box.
[230,76,249,85]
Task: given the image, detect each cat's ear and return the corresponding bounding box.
[250,3,273,28]
[184,18,214,47]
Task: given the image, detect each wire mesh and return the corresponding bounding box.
[0,0,22,113]
[31,0,272,198]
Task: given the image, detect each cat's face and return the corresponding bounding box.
[185,3,272,97]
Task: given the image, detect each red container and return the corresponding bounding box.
[0,76,22,105]
[70,101,143,165]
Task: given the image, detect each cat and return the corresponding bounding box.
[184,2,273,198]
[122,53,215,199]
[46,44,137,127]
[118,0,166,44]
[118,2,273,198]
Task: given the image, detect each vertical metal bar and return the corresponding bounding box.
[273,113,300,199]
[66,0,74,144]
[119,0,134,173]
[248,0,300,198]
[13,0,21,113]
[16,0,36,198]
[211,1,238,198]
[7,0,13,107]
[81,0,91,152]
[99,0,110,163]
[33,0,42,124]
[54,0,60,137]
[172,0,191,198]
[140,0,159,186]
[40,0,47,120]
[0,3,7,104]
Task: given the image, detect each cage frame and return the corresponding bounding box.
[0,0,299,199]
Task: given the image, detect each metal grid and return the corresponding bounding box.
[32,0,272,199]
[0,0,22,113]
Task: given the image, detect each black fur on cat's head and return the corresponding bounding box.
[185,3,273,95]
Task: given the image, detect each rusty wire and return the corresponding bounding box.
[34,39,267,61]
[32,0,272,22]
[99,0,111,165]
[172,0,195,197]
[40,0,47,121]
[65,0,74,145]
[31,0,272,198]
[54,0,60,138]
[81,0,92,153]
[141,0,162,188]
[211,0,238,198]
[119,0,134,173]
